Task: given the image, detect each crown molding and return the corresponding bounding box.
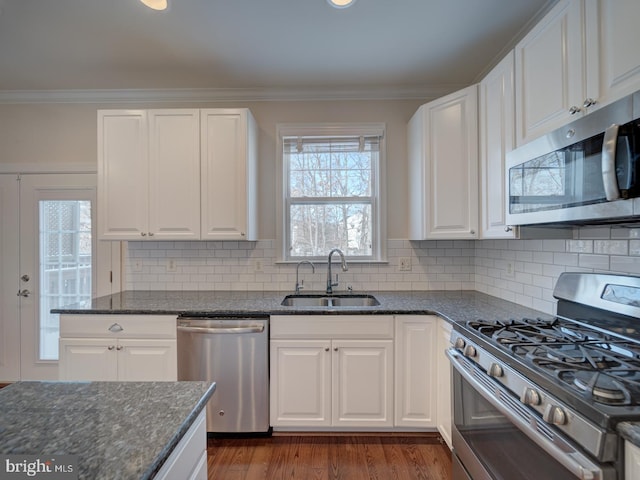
[0,85,465,105]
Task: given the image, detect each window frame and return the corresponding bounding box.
[276,123,387,263]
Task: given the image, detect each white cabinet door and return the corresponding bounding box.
[408,85,478,240]
[117,338,177,381]
[148,110,201,240]
[200,109,258,241]
[59,338,117,381]
[597,0,640,105]
[98,110,148,239]
[436,320,453,449]
[332,340,393,427]
[270,339,331,427]
[479,52,516,239]
[394,316,437,428]
[98,109,200,240]
[514,0,597,145]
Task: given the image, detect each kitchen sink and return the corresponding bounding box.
[280,294,380,307]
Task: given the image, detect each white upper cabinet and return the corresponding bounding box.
[597,0,640,106]
[515,0,640,146]
[408,85,479,240]
[201,109,258,241]
[98,109,200,240]
[98,108,257,241]
[479,52,516,239]
[514,0,597,146]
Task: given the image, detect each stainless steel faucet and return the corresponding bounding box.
[326,248,348,294]
[295,260,315,294]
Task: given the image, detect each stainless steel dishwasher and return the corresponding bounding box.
[177,316,269,434]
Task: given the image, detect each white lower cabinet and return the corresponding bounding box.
[394,315,438,428]
[270,314,452,436]
[59,315,177,381]
[270,315,394,429]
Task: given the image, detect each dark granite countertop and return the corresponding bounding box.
[51,289,554,325]
[0,381,216,480]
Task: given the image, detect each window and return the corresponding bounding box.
[278,124,385,262]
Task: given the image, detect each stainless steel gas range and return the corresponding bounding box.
[447,272,640,480]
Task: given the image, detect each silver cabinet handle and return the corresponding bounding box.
[583,98,597,108]
[108,345,115,351]
[116,345,123,351]
[140,232,146,236]
[602,123,621,201]
[569,106,582,115]
[21,274,30,282]
[148,232,154,236]
[108,323,124,333]
[17,289,31,297]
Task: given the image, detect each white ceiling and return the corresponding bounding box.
[0,0,556,99]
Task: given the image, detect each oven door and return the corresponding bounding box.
[447,349,617,480]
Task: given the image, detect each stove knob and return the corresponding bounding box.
[454,337,466,350]
[543,405,567,426]
[520,387,541,406]
[463,345,477,358]
[488,363,503,377]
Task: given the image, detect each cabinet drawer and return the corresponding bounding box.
[60,315,176,339]
[270,315,394,339]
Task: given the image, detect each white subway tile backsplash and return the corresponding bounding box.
[123,228,639,313]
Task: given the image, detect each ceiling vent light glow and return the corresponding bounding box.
[140,0,168,11]
[327,0,357,9]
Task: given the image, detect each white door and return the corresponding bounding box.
[18,174,116,380]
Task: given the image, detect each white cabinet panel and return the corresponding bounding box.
[436,319,453,449]
[332,340,393,427]
[479,52,516,239]
[408,85,478,239]
[597,0,640,105]
[514,0,596,145]
[59,315,177,381]
[270,340,331,427]
[201,109,258,240]
[394,316,437,428]
[98,110,148,239]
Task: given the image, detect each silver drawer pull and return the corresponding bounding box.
[108,323,124,333]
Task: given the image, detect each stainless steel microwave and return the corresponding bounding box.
[505,90,640,226]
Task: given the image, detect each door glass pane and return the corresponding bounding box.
[39,200,92,360]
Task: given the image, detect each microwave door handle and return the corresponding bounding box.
[602,123,621,201]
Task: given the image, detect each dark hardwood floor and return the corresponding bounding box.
[207,434,452,480]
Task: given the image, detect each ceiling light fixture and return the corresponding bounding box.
[140,0,168,11]
[327,0,357,9]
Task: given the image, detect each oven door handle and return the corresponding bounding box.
[447,349,604,480]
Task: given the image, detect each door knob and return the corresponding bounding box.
[21,274,30,282]
[17,289,31,297]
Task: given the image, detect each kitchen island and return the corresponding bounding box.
[0,381,216,480]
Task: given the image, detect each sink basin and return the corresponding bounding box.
[281,294,380,307]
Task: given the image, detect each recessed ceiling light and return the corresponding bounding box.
[327,0,357,9]
[140,0,168,11]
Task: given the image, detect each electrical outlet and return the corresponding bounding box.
[166,259,177,272]
[254,259,264,272]
[399,257,412,271]
[505,261,515,279]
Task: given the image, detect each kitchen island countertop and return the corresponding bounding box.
[0,381,216,480]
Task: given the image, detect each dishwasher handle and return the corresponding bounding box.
[177,323,265,335]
